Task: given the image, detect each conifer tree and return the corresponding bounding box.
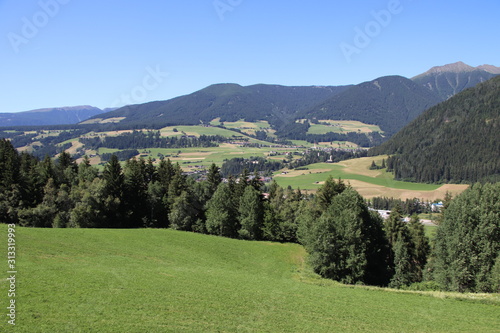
[433,183,500,292]
[315,176,346,210]
[157,158,175,190]
[408,214,430,281]
[238,186,263,240]
[389,238,414,288]
[206,183,239,238]
[169,191,196,231]
[123,158,149,227]
[206,163,222,196]
[102,155,125,227]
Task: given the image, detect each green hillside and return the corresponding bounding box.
[4,226,499,332]
[89,84,349,128]
[302,76,441,135]
[369,75,500,183]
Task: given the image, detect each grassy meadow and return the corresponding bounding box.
[274,157,469,200]
[306,120,383,135]
[1,226,498,332]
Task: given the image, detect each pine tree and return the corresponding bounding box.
[0,139,20,190]
[56,151,77,186]
[146,181,169,228]
[433,183,500,292]
[169,191,196,231]
[157,158,175,189]
[238,186,263,240]
[315,176,346,210]
[103,155,124,199]
[206,183,239,238]
[408,214,430,281]
[102,155,125,227]
[206,163,222,196]
[389,238,414,288]
[123,158,149,227]
[78,156,98,183]
[249,170,263,191]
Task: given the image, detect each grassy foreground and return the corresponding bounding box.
[1,226,498,332]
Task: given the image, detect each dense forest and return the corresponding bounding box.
[1,138,498,292]
[370,76,500,183]
[80,130,227,150]
[302,76,442,136]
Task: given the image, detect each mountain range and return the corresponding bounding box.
[0,106,106,127]
[85,62,499,137]
[1,62,499,134]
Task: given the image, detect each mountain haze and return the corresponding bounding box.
[0,106,105,127]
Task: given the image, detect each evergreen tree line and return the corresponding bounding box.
[100,150,141,162]
[220,157,283,177]
[79,131,226,150]
[367,197,433,215]
[0,138,498,292]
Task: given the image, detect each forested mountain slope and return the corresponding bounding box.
[86,84,350,128]
[301,76,442,135]
[369,76,500,183]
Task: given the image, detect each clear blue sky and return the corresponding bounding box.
[1,0,499,113]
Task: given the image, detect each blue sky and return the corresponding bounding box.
[1,0,499,112]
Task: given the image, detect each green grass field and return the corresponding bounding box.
[2,226,498,332]
[306,120,383,135]
[209,118,275,136]
[274,163,441,191]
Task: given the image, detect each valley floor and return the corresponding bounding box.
[274,156,469,200]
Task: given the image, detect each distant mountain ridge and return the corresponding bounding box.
[301,75,442,135]
[90,84,352,128]
[0,106,105,127]
[83,62,497,139]
[2,62,497,138]
[412,61,499,101]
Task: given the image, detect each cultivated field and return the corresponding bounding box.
[274,156,469,200]
[305,120,383,135]
[3,226,498,332]
[210,118,276,137]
